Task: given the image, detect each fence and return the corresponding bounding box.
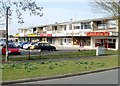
[1,49,42,61]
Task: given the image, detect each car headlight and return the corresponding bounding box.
[8,50,11,53]
[18,50,20,52]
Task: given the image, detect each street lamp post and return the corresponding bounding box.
[70,19,74,47]
[55,22,58,36]
[6,7,10,61]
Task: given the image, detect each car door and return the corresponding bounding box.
[39,43,49,50]
[44,43,52,50]
[2,46,6,54]
[36,43,43,50]
[43,43,49,50]
[40,43,47,50]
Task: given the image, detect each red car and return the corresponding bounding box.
[1,44,21,55]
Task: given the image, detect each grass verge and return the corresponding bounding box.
[8,50,118,61]
[2,55,118,81]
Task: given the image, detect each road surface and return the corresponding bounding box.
[19,69,119,84]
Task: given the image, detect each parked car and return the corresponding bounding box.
[20,42,30,49]
[0,40,5,46]
[34,42,56,51]
[23,42,37,50]
[0,40,15,46]
[14,41,22,48]
[1,43,21,55]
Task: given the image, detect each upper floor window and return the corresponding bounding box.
[55,26,57,30]
[97,21,107,29]
[107,20,116,28]
[69,24,72,30]
[74,23,81,29]
[74,26,80,29]
[33,28,37,32]
[81,23,91,29]
[98,24,107,29]
[52,26,57,31]
[64,26,66,31]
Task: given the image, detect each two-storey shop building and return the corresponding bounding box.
[15,17,119,50]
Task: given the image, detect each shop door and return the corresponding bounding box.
[60,39,63,45]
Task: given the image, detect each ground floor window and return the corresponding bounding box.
[42,38,46,42]
[73,37,90,46]
[59,38,72,45]
[52,38,55,44]
[31,38,39,42]
[47,38,52,44]
[18,37,24,42]
[67,39,71,45]
[95,38,116,49]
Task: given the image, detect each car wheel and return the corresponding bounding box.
[2,52,5,55]
[19,52,21,55]
[53,48,56,51]
[26,47,30,50]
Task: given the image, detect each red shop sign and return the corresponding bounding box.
[40,34,52,37]
[86,32,110,36]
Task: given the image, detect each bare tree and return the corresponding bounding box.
[0,0,43,25]
[90,0,120,50]
[90,0,120,17]
[0,0,43,61]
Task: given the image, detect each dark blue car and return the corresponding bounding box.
[20,42,30,49]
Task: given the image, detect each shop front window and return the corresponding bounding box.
[64,39,66,43]
[52,39,55,44]
[67,39,71,45]
[73,38,90,46]
[95,38,116,49]
[108,39,116,48]
[84,39,90,46]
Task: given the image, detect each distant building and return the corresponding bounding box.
[0,29,6,38]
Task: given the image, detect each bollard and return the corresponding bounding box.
[28,50,31,60]
[1,55,6,62]
[39,49,41,57]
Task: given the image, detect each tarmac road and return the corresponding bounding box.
[19,68,119,84]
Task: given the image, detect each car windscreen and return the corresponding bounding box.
[31,42,36,45]
[39,43,50,46]
[8,44,17,48]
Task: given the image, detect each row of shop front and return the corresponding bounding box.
[15,31,118,50]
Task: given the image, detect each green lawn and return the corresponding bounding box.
[2,55,118,81]
[8,50,118,61]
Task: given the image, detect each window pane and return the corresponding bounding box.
[108,20,116,28]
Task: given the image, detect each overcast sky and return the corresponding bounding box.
[4,0,108,35]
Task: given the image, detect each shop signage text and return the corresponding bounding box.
[25,34,37,37]
[86,32,110,36]
[40,34,52,37]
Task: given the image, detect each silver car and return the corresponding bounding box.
[0,40,5,46]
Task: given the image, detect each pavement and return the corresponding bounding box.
[1,54,119,85]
